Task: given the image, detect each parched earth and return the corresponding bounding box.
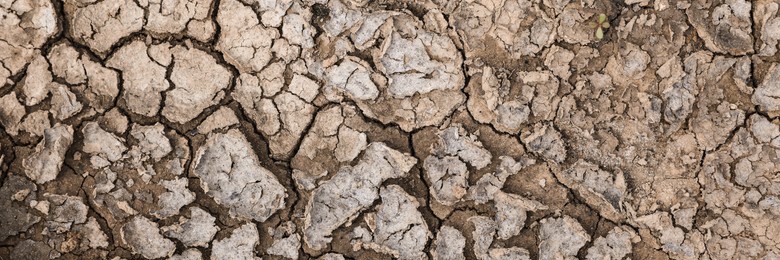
[2,0,780,259]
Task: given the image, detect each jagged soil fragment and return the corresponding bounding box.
[303,142,416,251]
[0,0,58,85]
[192,129,286,222]
[351,185,431,259]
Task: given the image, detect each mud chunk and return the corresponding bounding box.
[423,125,492,206]
[586,226,637,260]
[82,122,127,162]
[604,42,652,88]
[47,43,86,84]
[145,0,214,40]
[107,41,169,117]
[468,68,559,134]
[432,225,466,260]
[334,125,367,162]
[636,211,701,258]
[662,80,696,126]
[469,156,532,204]
[121,216,176,259]
[282,9,315,49]
[289,74,320,102]
[211,223,259,260]
[303,143,416,251]
[750,114,780,146]
[489,247,531,260]
[0,175,41,241]
[318,8,465,131]
[690,102,746,151]
[0,0,58,84]
[163,46,232,124]
[72,217,110,250]
[754,63,780,115]
[352,185,431,259]
[19,54,52,106]
[469,215,496,260]
[290,104,368,190]
[268,92,316,158]
[687,0,753,55]
[424,156,469,206]
[49,84,83,120]
[155,178,195,218]
[48,43,120,112]
[318,0,361,37]
[557,4,598,45]
[521,123,566,163]
[544,45,575,80]
[163,207,219,247]
[216,0,278,73]
[170,249,203,260]
[64,0,144,55]
[469,216,534,260]
[11,240,58,260]
[233,72,316,159]
[493,191,547,239]
[538,216,590,260]
[0,93,25,135]
[268,234,301,259]
[231,74,273,132]
[192,129,287,221]
[432,126,493,168]
[755,0,780,57]
[324,58,379,100]
[197,107,239,134]
[557,160,627,222]
[378,31,463,98]
[45,194,88,232]
[318,253,346,260]
[102,108,129,135]
[452,0,556,57]
[130,123,172,162]
[368,29,465,129]
[22,124,74,184]
[19,110,52,138]
[678,53,750,151]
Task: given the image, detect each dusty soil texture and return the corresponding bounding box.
[2,0,780,259]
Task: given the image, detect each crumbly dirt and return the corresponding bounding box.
[1,0,780,259]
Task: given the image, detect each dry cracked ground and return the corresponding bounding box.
[4,0,780,259]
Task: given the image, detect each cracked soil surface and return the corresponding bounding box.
[2,0,780,259]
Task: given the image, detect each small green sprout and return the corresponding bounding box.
[588,13,610,40]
